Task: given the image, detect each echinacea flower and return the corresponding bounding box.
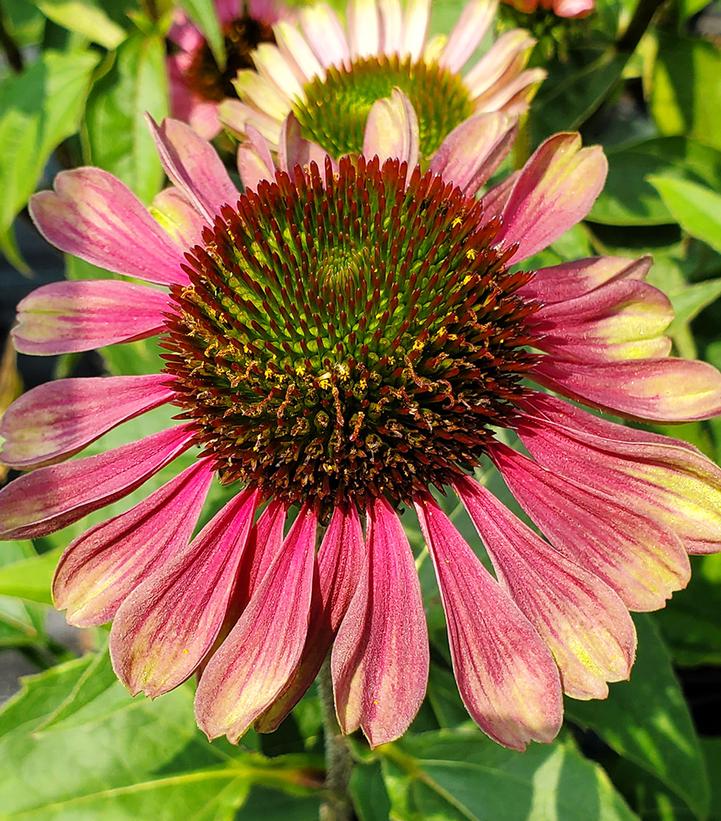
[169,0,287,139]
[503,0,594,19]
[3,114,721,752]
[223,0,544,163]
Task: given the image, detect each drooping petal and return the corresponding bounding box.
[332,496,428,748]
[0,374,174,469]
[489,442,690,612]
[273,20,325,82]
[220,99,281,145]
[531,280,673,362]
[299,4,350,68]
[363,89,419,169]
[401,0,430,60]
[496,133,607,263]
[146,116,240,223]
[278,113,329,174]
[53,459,213,627]
[348,0,380,58]
[233,70,292,121]
[463,29,535,99]
[256,502,364,732]
[430,112,517,196]
[110,488,258,697]
[12,280,168,356]
[0,425,195,540]
[252,42,304,99]
[150,187,206,248]
[532,356,721,422]
[29,168,188,286]
[518,393,721,554]
[518,255,651,304]
[473,68,546,117]
[454,480,636,701]
[415,495,562,749]
[237,126,277,191]
[195,505,317,742]
[440,0,498,73]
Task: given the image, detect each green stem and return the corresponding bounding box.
[616,0,666,54]
[318,658,354,821]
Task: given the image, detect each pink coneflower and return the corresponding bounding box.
[222,0,544,162]
[168,0,287,139]
[3,114,721,751]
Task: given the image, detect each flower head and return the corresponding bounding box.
[3,116,721,751]
[223,0,544,162]
[169,0,287,138]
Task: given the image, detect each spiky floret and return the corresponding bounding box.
[163,156,539,510]
[185,15,275,102]
[293,55,474,161]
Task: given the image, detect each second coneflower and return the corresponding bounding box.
[2,115,721,750]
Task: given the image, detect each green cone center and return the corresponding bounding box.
[292,55,474,162]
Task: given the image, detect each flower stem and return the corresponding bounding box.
[318,658,354,821]
[616,0,666,54]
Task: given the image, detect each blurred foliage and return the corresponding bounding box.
[1,0,721,818]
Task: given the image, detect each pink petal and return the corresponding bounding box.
[0,374,174,469]
[531,279,673,362]
[532,356,721,422]
[29,169,188,286]
[348,0,380,57]
[332,496,429,748]
[518,255,651,304]
[415,495,562,749]
[473,68,546,117]
[53,459,213,627]
[430,112,517,196]
[237,125,277,191]
[464,29,536,99]
[195,504,317,742]
[150,187,206,248]
[273,20,325,82]
[454,479,636,701]
[378,0,402,54]
[278,113,328,174]
[299,4,350,68]
[363,89,419,168]
[256,502,364,732]
[110,488,259,697]
[497,133,607,263]
[12,280,168,356]
[440,0,498,73]
[401,0,430,60]
[168,12,204,51]
[489,442,690,612]
[479,171,518,221]
[518,393,721,554]
[553,0,595,17]
[220,99,281,146]
[146,116,240,223]
[0,425,195,540]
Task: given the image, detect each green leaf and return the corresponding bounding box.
[648,176,721,254]
[651,34,721,150]
[350,761,391,821]
[0,50,99,269]
[378,731,636,821]
[0,542,46,646]
[566,615,710,819]
[0,652,321,819]
[655,553,721,668]
[0,545,62,605]
[703,738,721,820]
[667,278,721,337]
[590,138,721,226]
[83,32,168,203]
[178,0,225,69]
[36,0,127,49]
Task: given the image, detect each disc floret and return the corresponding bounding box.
[164,157,539,510]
